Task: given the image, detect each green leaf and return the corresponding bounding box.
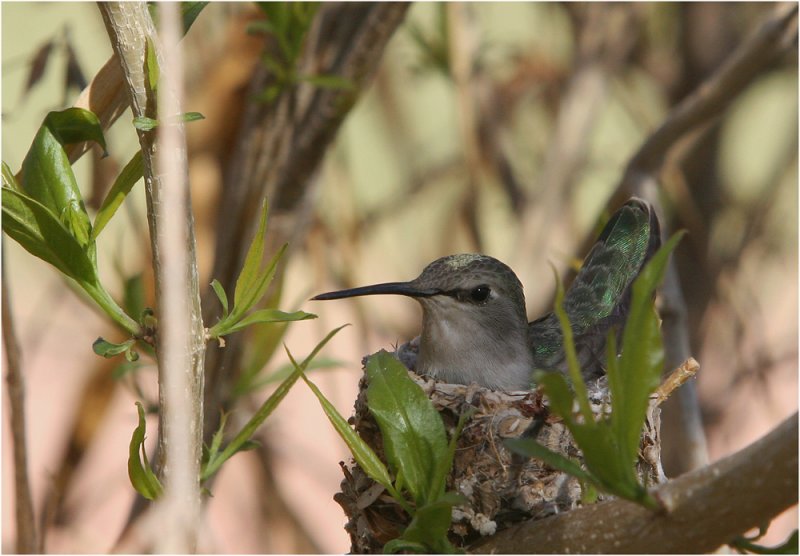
[93,337,134,358]
[92,151,143,239]
[222,308,316,335]
[299,330,401,502]
[303,375,394,504]
[145,36,159,94]
[505,437,594,484]
[551,267,594,424]
[128,402,163,500]
[201,325,347,482]
[393,495,463,554]
[365,350,448,506]
[611,231,684,469]
[178,111,205,123]
[430,408,473,502]
[235,356,343,395]
[2,188,139,334]
[2,161,21,191]
[123,273,146,320]
[302,370,399,502]
[233,200,272,314]
[43,107,107,154]
[2,188,97,283]
[534,371,575,423]
[93,337,139,362]
[210,279,229,317]
[20,116,92,238]
[133,116,159,131]
[181,1,208,33]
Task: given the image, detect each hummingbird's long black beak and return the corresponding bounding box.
[311,281,438,300]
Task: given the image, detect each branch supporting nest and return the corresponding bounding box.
[474,412,798,554]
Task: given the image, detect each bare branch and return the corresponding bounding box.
[2,247,39,553]
[474,413,798,554]
[622,3,798,187]
[619,5,797,474]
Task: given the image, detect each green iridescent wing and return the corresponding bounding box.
[529,198,661,374]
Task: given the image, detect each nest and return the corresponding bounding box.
[334,350,666,553]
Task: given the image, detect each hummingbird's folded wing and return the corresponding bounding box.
[529,198,661,377]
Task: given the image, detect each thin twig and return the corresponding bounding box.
[2,246,39,553]
[621,3,798,188]
[654,357,700,404]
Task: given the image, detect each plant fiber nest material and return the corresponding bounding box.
[334,351,665,553]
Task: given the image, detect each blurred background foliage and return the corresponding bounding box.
[2,2,796,552]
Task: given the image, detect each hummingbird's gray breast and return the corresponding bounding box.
[415,292,534,391]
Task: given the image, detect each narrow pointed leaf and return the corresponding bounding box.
[201,325,346,481]
[210,279,229,317]
[222,308,316,335]
[178,111,205,123]
[128,402,163,500]
[613,232,684,467]
[92,151,143,239]
[303,371,396,495]
[145,36,159,93]
[2,161,21,191]
[505,437,594,483]
[133,117,158,131]
[551,268,593,424]
[233,200,270,312]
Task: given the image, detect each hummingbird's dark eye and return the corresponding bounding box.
[470,285,491,302]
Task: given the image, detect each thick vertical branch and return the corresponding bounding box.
[2,249,39,553]
[98,2,205,551]
[152,3,204,551]
[203,2,410,438]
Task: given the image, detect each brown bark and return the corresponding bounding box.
[473,413,798,554]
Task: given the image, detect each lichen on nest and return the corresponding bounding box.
[334,349,665,553]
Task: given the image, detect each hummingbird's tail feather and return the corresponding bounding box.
[529,198,661,377]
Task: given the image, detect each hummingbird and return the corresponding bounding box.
[312,198,661,391]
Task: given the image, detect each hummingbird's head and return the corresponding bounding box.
[312,254,533,391]
[407,254,527,323]
[312,254,526,321]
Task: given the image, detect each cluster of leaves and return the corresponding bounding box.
[304,350,470,553]
[507,231,685,509]
[250,2,354,103]
[125,199,318,498]
[127,323,344,500]
[207,200,315,340]
[2,108,142,340]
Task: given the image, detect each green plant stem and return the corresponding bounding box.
[85,282,141,335]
